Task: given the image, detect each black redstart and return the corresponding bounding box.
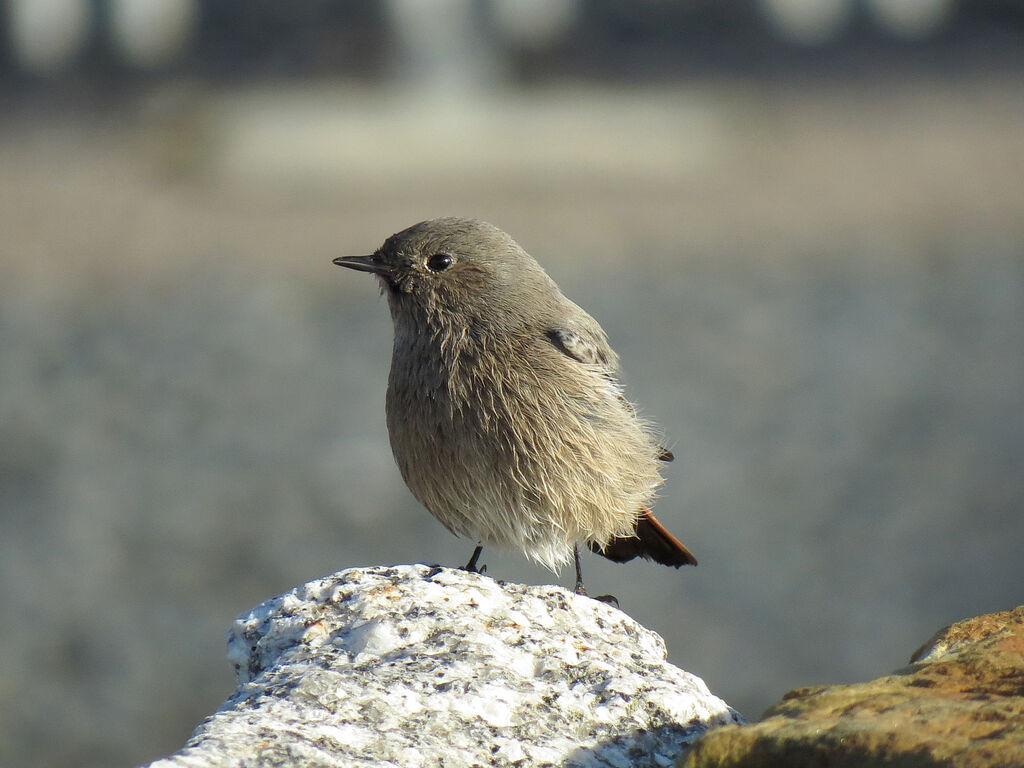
[334,217,696,594]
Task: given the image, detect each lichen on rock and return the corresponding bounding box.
[681,606,1024,768]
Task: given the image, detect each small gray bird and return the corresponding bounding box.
[334,217,696,594]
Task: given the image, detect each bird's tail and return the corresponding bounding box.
[589,508,698,567]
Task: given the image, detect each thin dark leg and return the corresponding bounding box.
[576,543,619,606]
[573,544,587,595]
[462,545,485,573]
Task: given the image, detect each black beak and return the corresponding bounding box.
[332,255,389,274]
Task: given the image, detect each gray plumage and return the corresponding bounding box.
[334,218,696,574]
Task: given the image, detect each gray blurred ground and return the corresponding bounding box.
[1,76,1023,768]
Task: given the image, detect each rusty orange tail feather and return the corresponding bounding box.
[589,508,697,568]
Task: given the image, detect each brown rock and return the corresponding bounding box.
[681,606,1024,768]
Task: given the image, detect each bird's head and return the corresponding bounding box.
[334,217,560,333]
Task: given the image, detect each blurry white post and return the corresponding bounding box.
[756,0,854,45]
[385,0,507,94]
[491,0,580,50]
[864,0,956,40]
[7,0,92,75]
[108,0,198,69]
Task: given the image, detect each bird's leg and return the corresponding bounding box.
[462,545,486,574]
[573,544,587,595]
[575,543,619,606]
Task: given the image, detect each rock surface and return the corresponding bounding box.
[681,606,1024,768]
[145,564,740,768]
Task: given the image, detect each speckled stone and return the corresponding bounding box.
[145,564,740,768]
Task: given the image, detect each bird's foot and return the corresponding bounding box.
[573,581,620,607]
[461,545,487,574]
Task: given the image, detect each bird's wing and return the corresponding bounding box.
[546,322,618,373]
[546,314,674,463]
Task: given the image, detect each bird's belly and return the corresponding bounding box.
[384,350,662,572]
[386,382,523,542]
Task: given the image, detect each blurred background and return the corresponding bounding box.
[1,1,1023,766]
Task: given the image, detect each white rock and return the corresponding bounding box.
[144,565,740,768]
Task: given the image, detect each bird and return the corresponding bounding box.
[333,217,696,595]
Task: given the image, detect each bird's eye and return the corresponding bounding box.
[425,253,454,272]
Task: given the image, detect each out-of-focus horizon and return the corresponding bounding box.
[1,2,1023,767]
[5,0,1024,87]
